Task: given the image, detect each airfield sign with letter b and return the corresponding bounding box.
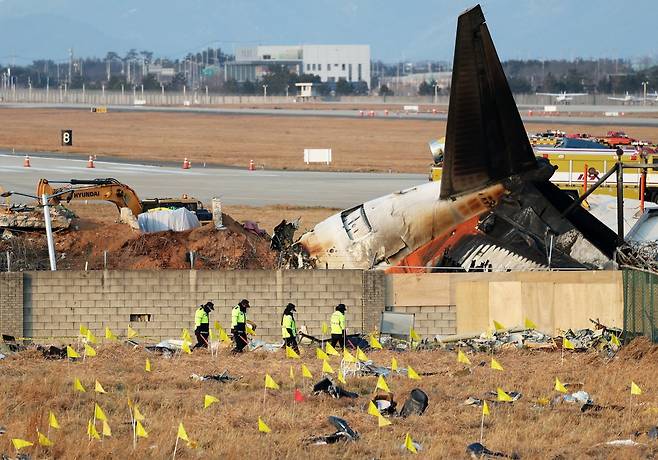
[61,129,73,146]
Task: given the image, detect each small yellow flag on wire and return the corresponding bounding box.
[84,344,97,357]
[66,346,80,359]
[555,377,568,394]
[80,325,89,337]
[404,433,418,454]
[286,346,300,359]
[457,349,471,365]
[181,342,192,355]
[409,328,420,342]
[204,395,219,409]
[177,422,189,442]
[102,420,112,437]
[368,401,381,417]
[321,322,329,335]
[325,343,339,356]
[94,380,106,394]
[289,365,295,381]
[338,371,347,385]
[145,358,151,372]
[301,364,313,379]
[369,334,383,350]
[85,330,98,344]
[219,328,230,343]
[482,400,490,416]
[258,417,271,433]
[127,325,138,339]
[316,348,329,360]
[49,411,60,429]
[356,347,369,362]
[378,415,392,427]
[87,420,100,440]
[133,405,145,422]
[74,377,86,393]
[407,365,421,380]
[631,381,642,396]
[562,337,575,350]
[611,334,621,347]
[497,387,514,402]
[38,431,53,447]
[376,375,390,393]
[525,318,538,330]
[12,438,34,450]
[135,421,148,438]
[264,374,280,390]
[181,328,192,343]
[343,349,357,363]
[246,324,256,336]
[493,320,505,331]
[391,357,398,372]
[94,403,107,421]
[322,359,334,374]
[105,327,118,341]
[491,358,504,371]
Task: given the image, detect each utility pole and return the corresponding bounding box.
[68,48,73,85]
[642,81,649,105]
[263,84,268,100]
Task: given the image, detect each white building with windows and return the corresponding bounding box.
[226,44,371,88]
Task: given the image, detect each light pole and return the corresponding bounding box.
[262,84,268,100]
[0,189,73,271]
[642,81,649,105]
[433,83,439,105]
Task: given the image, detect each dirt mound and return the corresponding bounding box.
[615,336,658,360]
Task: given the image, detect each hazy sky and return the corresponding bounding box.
[0,0,655,64]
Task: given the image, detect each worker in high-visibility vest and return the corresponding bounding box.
[193,301,214,349]
[281,303,299,354]
[231,299,256,353]
[330,303,347,348]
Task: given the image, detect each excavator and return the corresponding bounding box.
[36,178,212,221]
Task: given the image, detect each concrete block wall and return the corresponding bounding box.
[0,273,23,337]
[392,305,457,337]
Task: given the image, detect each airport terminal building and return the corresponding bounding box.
[225,44,371,88]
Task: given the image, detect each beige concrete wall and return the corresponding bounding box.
[0,273,23,337]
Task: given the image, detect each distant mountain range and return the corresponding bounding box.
[0,0,655,63]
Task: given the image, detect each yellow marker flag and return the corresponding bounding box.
[66,346,80,359]
[87,420,100,440]
[286,346,300,359]
[12,438,34,450]
[343,349,357,363]
[356,347,369,362]
[219,328,230,343]
[181,342,192,355]
[497,387,514,402]
[49,411,60,429]
[204,395,219,409]
[407,365,421,380]
[484,328,494,339]
[316,348,329,360]
[105,327,117,341]
[524,318,538,330]
[145,358,151,372]
[133,405,145,422]
[127,325,138,339]
[325,343,339,356]
[213,320,221,331]
[209,329,217,341]
[391,357,398,372]
[322,359,334,374]
[264,374,280,390]
[457,349,471,365]
[246,324,256,336]
[493,320,505,331]
[378,415,392,427]
[84,344,97,357]
[338,371,347,385]
[301,364,313,379]
[631,381,642,396]
[322,322,329,335]
[289,365,295,381]
[74,377,86,393]
[562,337,575,350]
[135,421,148,438]
[258,417,271,433]
[38,431,53,447]
[94,380,106,394]
[611,334,621,347]
[177,422,189,442]
[369,335,383,350]
[409,328,420,341]
[482,400,490,416]
[404,433,418,454]
[376,375,390,393]
[80,325,89,336]
[102,420,112,437]
[555,377,568,394]
[491,358,504,371]
[368,401,381,417]
[85,330,98,344]
[181,328,192,343]
[94,403,107,421]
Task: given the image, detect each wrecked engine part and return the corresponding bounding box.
[305,416,359,445]
[313,378,358,399]
[400,389,429,417]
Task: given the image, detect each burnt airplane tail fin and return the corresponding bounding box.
[441,4,537,200]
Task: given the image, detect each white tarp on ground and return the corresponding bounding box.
[138,208,200,233]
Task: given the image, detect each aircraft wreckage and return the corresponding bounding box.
[296,4,622,272]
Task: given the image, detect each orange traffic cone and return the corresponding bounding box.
[23,155,31,167]
[182,158,191,169]
[87,155,95,168]
[248,160,255,171]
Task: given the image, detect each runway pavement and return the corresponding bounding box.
[0,151,426,208]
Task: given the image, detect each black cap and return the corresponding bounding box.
[336,303,346,312]
[205,301,214,311]
[286,303,296,312]
[239,299,250,308]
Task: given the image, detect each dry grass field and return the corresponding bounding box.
[0,108,656,174]
[2,339,658,459]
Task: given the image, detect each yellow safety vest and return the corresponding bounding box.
[330,311,345,335]
[282,314,297,339]
[195,307,209,327]
[232,306,246,328]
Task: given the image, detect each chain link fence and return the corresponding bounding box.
[623,268,658,342]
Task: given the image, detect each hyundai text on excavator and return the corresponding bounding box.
[36,178,212,221]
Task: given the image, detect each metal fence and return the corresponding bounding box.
[623,268,658,342]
